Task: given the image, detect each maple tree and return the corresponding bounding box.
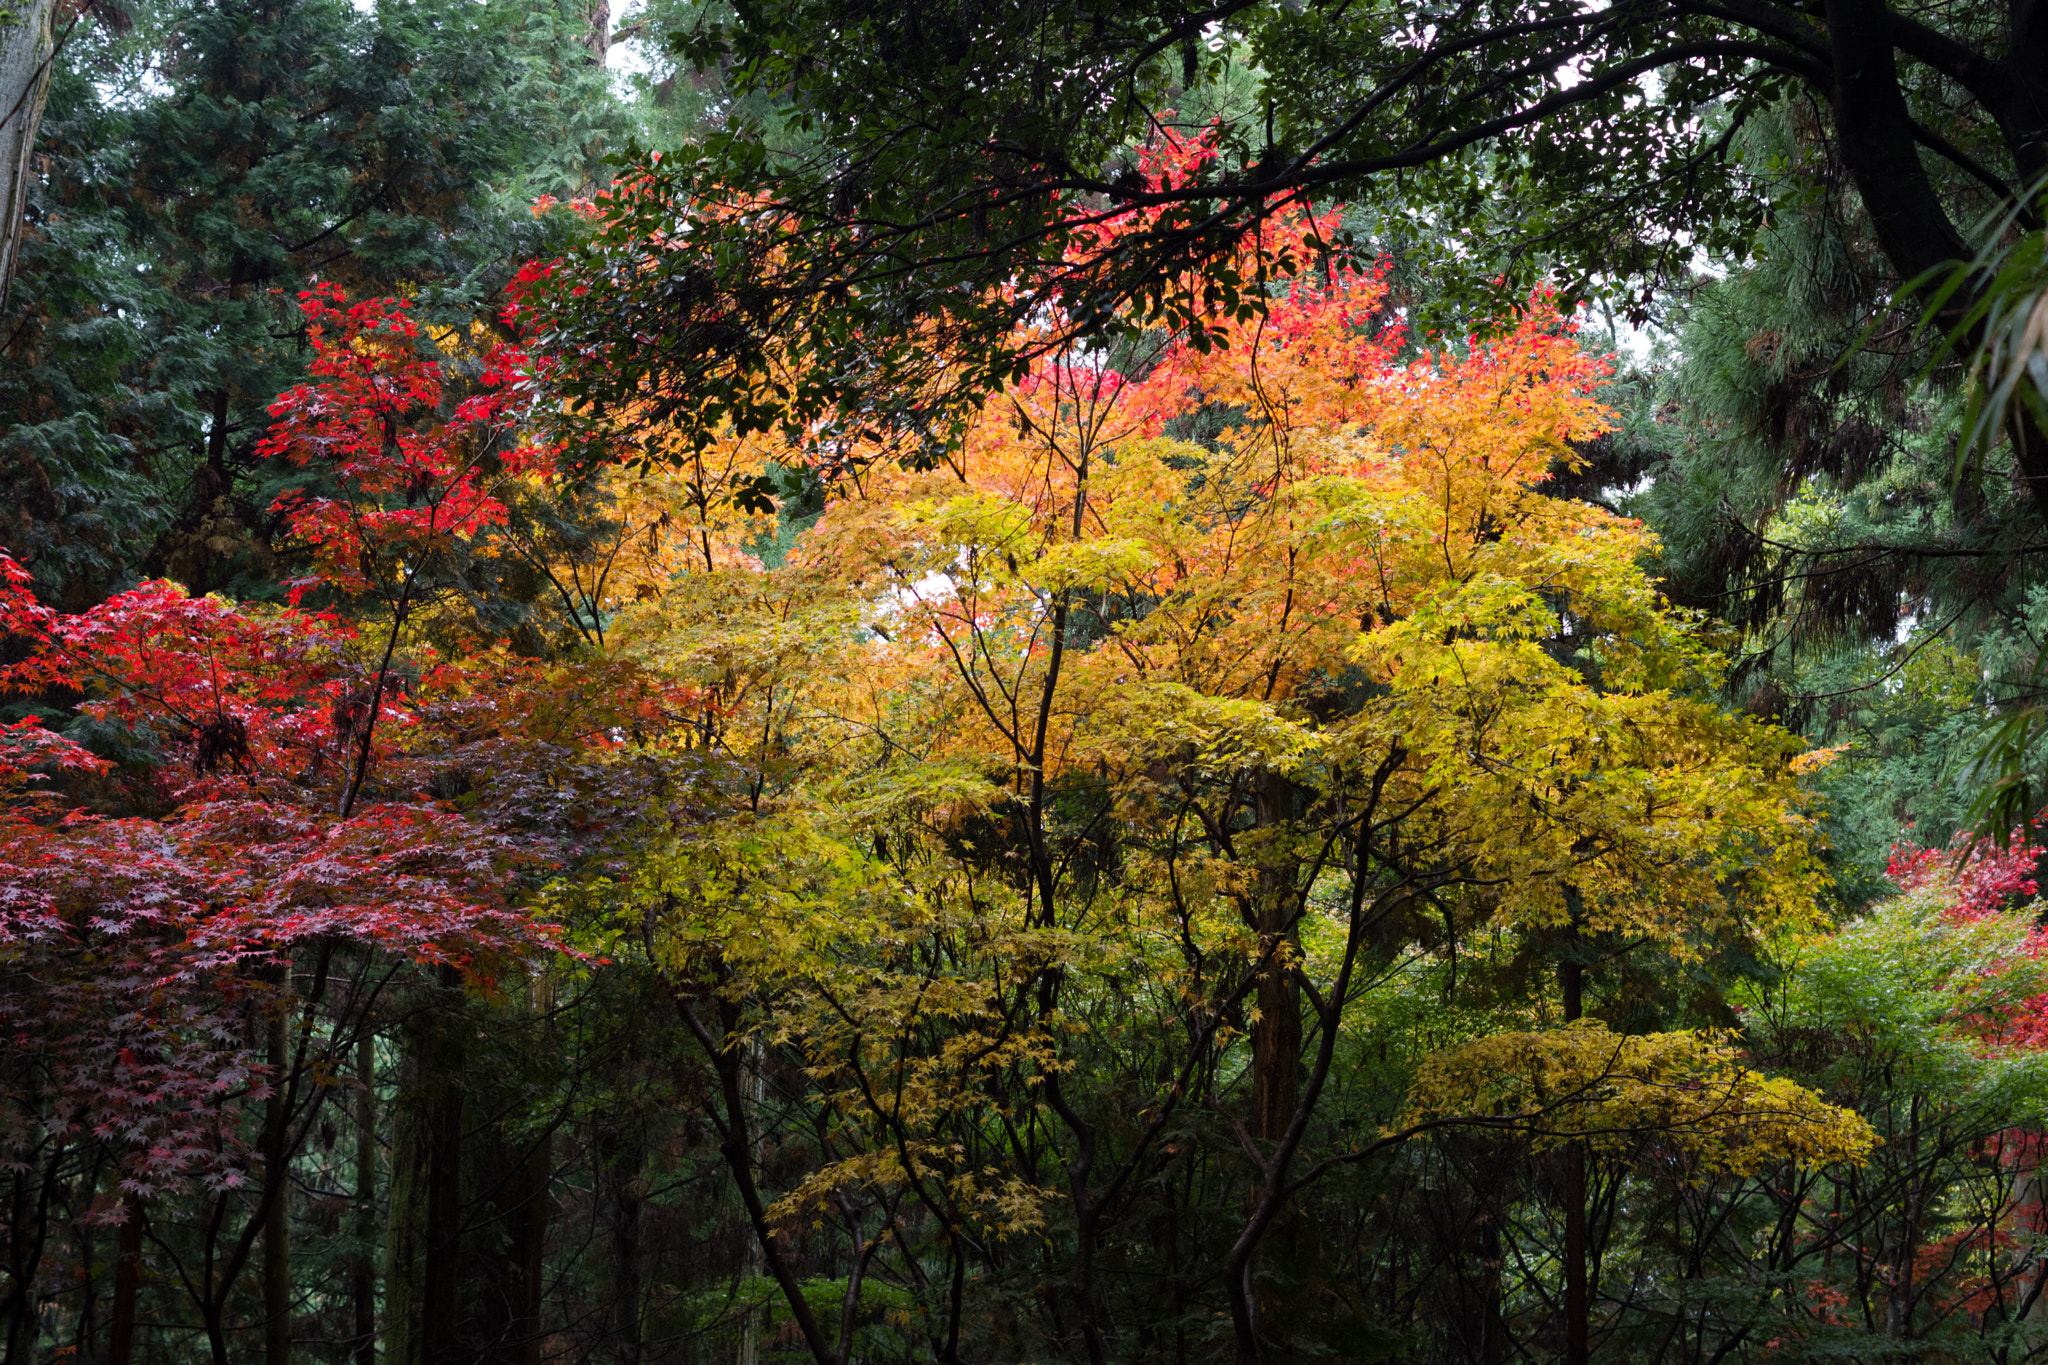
[1712,824,2048,1344]
[1401,1021,1875,1175]
[531,0,2048,584]
[0,550,565,1365]
[547,134,1873,1365]
[0,280,653,1365]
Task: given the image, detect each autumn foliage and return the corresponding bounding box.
[5,131,2016,1365]
[539,138,1871,1365]
[259,285,553,603]
[0,286,602,1222]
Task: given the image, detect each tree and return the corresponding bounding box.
[0,548,565,1365]
[0,15,774,1361]
[536,0,2048,520]
[20,24,2041,1352]
[1572,102,2048,855]
[1723,824,2048,1347]
[0,0,58,307]
[553,152,1868,1365]
[0,276,652,1363]
[0,0,629,610]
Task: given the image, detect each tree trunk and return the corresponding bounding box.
[2,1164,39,1365]
[1238,770,1302,1361]
[1825,0,1968,281]
[203,1303,231,1365]
[737,1037,766,1365]
[107,1195,143,1365]
[508,977,554,1365]
[0,0,56,311]
[420,1081,464,1365]
[1560,958,1588,1365]
[1250,768,1299,1144]
[599,1121,644,1365]
[385,1094,426,1365]
[353,1033,378,1365]
[266,1009,293,1365]
[516,1132,551,1365]
[387,990,464,1365]
[1815,0,2048,524]
[1887,1095,1926,1336]
[1477,1210,1506,1365]
[581,0,610,60]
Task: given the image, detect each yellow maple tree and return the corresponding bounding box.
[564,154,1854,1365]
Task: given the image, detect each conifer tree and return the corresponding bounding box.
[0,0,629,608]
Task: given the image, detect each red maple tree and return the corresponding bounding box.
[0,282,618,1361]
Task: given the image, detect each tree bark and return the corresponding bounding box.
[1820,0,2048,520]
[385,1094,426,1365]
[1250,768,1299,1144]
[599,1119,645,1365]
[1827,0,1970,279]
[1560,958,1588,1365]
[1238,769,1304,1361]
[352,1033,378,1365]
[387,985,464,1365]
[0,0,56,311]
[581,0,610,60]
[516,1132,551,1365]
[736,1043,763,1365]
[265,1009,293,1365]
[420,1081,463,1365]
[107,1196,142,1365]
[2,1156,45,1365]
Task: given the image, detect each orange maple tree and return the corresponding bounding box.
[568,131,1848,1365]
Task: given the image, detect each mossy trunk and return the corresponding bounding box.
[0,0,58,309]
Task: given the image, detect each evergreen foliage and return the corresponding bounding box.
[0,0,630,606]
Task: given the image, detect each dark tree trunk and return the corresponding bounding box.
[2,1165,39,1365]
[599,1124,644,1365]
[108,1197,142,1365]
[265,1008,293,1365]
[469,1117,553,1365]
[1476,1211,1506,1365]
[420,1083,464,1365]
[352,1034,378,1365]
[1826,0,1969,281]
[386,1089,427,1365]
[388,980,465,1365]
[1560,958,1588,1365]
[1242,769,1304,1360]
[516,1133,551,1365]
[1250,768,1299,1143]
[0,0,58,311]
[1819,0,2048,520]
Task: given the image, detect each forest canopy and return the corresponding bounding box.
[3,2,2048,1364]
